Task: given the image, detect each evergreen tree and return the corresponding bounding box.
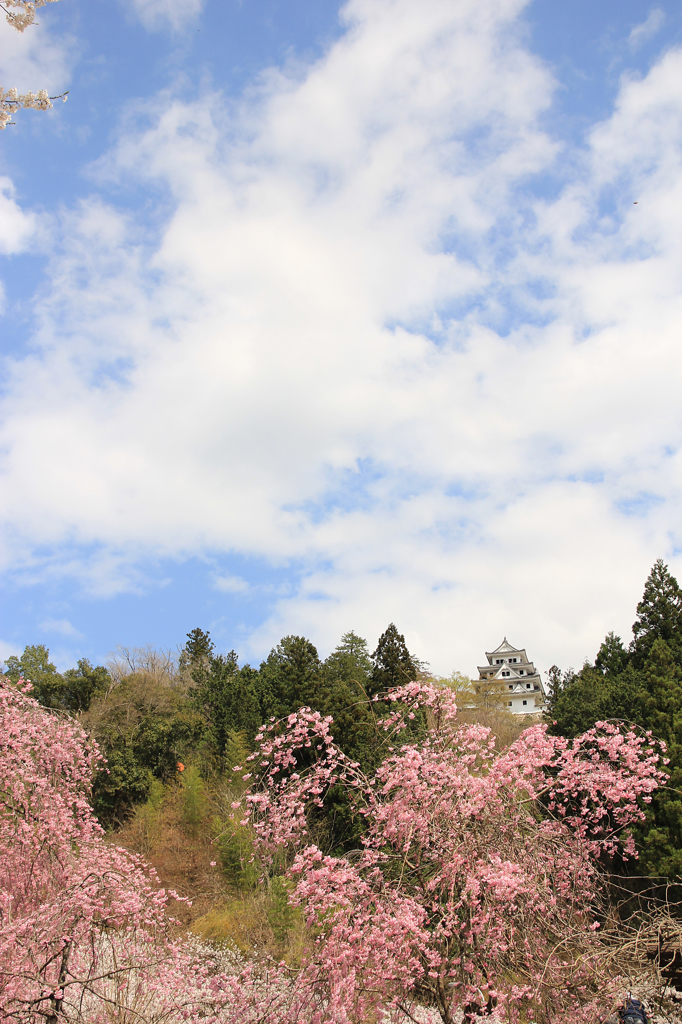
[369,623,418,697]
[259,636,323,717]
[548,562,682,879]
[594,632,630,676]
[630,559,682,666]
[322,632,377,768]
[631,638,682,876]
[325,631,372,690]
[547,663,640,739]
[544,664,580,723]
[190,652,262,754]
[639,637,682,742]
[185,627,215,663]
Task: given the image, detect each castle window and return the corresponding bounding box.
[508,684,513,690]
[522,700,527,705]
[526,683,531,689]
[508,702,512,707]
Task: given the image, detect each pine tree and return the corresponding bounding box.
[369,624,418,697]
[189,651,261,754]
[633,638,682,876]
[325,631,372,689]
[185,627,215,663]
[322,632,377,774]
[594,631,629,675]
[259,636,322,717]
[630,559,682,666]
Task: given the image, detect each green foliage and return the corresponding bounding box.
[185,627,215,663]
[322,634,375,758]
[92,746,154,822]
[369,623,418,697]
[61,659,110,713]
[180,765,208,830]
[84,671,204,822]
[547,663,640,738]
[259,635,322,717]
[549,560,682,879]
[125,779,166,855]
[214,812,260,890]
[2,646,110,713]
[224,729,252,775]
[267,876,297,946]
[190,652,262,758]
[325,630,373,683]
[594,632,629,676]
[543,664,576,721]
[3,644,64,708]
[635,639,682,877]
[631,558,682,667]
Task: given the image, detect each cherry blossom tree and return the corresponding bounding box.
[0,674,340,1024]
[0,677,224,1022]
[1,0,67,128]
[236,682,667,1024]
[0,671,668,1024]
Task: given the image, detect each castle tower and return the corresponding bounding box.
[477,638,545,715]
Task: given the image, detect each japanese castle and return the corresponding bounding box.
[477,638,545,715]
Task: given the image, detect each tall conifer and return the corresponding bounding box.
[631,559,682,666]
[369,624,418,697]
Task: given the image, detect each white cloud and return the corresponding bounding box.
[2,0,682,673]
[0,11,72,93]
[126,0,204,33]
[628,7,665,51]
[213,574,249,594]
[39,617,83,637]
[0,177,36,254]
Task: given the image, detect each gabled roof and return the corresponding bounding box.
[485,639,531,665]
[489,638,519,655]
[490,664,522,680]
[477,639,546,697]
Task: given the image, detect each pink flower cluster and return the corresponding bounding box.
[233,681,666,1024]
[0,679,268,1024]
[0,676,666,1024]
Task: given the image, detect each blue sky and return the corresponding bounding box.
[2,0,682,677]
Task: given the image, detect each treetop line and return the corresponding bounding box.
[0,640,672,1024]
[2,560,682,1022]
[2,558,682,876]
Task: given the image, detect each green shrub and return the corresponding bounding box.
[180,765,208,830]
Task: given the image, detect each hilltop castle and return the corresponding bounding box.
[477,638,545,715]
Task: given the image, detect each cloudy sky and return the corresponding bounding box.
[1,0,681,677]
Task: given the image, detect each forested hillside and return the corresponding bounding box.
[3,579,682,1022]
[1,664,674,1024]
[5,561,682,887]
[2,623,422,831]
